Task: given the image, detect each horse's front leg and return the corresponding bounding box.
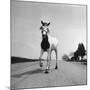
[39,49,44,67]
[45,50,51,73]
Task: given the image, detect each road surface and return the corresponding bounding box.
[11,60,87,89]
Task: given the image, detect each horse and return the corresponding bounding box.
[39,20,58,73]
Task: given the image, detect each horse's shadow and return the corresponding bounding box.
[12,68,44,78]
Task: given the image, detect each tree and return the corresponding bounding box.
[77,43,86,60]
[71,43,86,61]
[73,50,79,61]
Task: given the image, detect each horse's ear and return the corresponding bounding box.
[41,20,44,25]
[47,22,50,26]
[40,26,42,30]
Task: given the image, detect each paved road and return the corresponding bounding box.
[11,60,87,89]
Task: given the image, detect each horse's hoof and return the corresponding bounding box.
[55,66,58,69]
[45,69,49,73]
[40,63,43,67]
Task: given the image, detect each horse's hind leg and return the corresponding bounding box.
[55,48,58,69]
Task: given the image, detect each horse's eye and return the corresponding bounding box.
[42,30,43,33]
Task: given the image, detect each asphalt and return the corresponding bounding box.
[11,60,87,89]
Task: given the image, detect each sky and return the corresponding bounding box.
[11,0,87,60]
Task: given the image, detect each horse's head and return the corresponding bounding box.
[40,21,50,39]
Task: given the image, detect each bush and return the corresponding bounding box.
[62,54,69,61]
